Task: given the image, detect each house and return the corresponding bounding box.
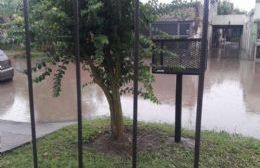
[208,0,260,61]
[253,1,260,61]
[151,2,203,39]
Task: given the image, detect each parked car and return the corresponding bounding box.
[0,49,14,81]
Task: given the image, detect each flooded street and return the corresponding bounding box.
[1,49,260,139]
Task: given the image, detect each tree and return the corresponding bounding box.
[0,0,24,48]
[0,15,24,48]
[217,0,246,15]
[0,0,22,18]
[29,0,192,140]
[30,0,155,140]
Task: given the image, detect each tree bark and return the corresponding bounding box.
[90,62,124,140]
[107,87,124,140]
[97,82,124,140]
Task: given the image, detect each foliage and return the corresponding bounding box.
[0,0,24,48]
[217,0,246,15]
[0,15,24,48]
[0,0,22,18]
[1,118,260,168]
[142,0,201,22]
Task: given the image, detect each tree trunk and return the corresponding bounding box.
[92,66,124,140]
[107,88,124,140]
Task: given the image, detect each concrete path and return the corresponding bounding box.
[0,120,75,153]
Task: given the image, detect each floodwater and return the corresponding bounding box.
[1,48,260,139]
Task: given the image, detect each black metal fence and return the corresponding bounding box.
[22,0,209,167]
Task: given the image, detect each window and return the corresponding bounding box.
[152,21,192,37]
[256,46,260,59]
[153,22,178,36]
[179,23,191,36]
[257,23,260,39]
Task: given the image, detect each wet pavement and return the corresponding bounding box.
[1,48,260,139]
[0,120,75,153]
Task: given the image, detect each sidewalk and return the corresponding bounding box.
[0,120,75,153]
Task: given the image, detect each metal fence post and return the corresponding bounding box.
[194,0,209,167]
[175,74,183,142]
[72,0,83,167]
[132,0,140,167]
[22,0,38,167]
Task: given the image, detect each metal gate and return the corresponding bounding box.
[22,0,209,167]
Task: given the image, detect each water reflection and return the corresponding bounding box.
[241,62,260,113]
[0,58,30,122]
[0,50,260,139]
[33,63,109,123]
[0,81,15,116]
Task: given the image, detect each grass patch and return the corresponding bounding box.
[0,118,260,168]
[4,49,45,59]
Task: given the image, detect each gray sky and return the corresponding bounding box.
[140,0,255,12]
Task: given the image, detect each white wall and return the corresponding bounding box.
[208,1,218,48]
[254,3,260,21]
[241,13,256,60]
[212,15,247,26]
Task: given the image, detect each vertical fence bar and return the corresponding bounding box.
[22,0,38,167]
[160,41,164,66]
[194,0,209,168]
[132,0,140,167]
[175,74,182,143]
[72,0,83,167]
